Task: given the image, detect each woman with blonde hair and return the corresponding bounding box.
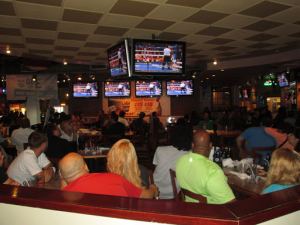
[262,148,300,194]
[107,139,150,189]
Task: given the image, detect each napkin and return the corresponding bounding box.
[222,158,235,168]
[229,171,250,180]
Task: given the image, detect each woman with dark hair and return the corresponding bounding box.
[262,148,300,194]
[153,123,193,199]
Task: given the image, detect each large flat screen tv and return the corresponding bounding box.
[135,81,162,97]
[277,72,289,87]
[132,39,186,75]
[104,81,131,98]
[166,80,193,96]
[107,39,131,77]
[73,82,98,98]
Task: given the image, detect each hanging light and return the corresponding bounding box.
[78,74,82,80]
[63,58,67,65]
[213,59,217,65]
[6,46,11,54]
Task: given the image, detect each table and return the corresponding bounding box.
[78,131,136,138]
[27,173,61,190]
[82,149,109,159]
[223,167,265,197]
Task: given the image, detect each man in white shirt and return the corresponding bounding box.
[180,82,186,93]
[118,111,129,128]
[60,120,79,143]
[162,46,172,70]
[7,131,55,185]
[118,83,123,95]
[149,82,155,94]
[11,118,34,155]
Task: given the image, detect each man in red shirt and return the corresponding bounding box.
[59,153,158,199]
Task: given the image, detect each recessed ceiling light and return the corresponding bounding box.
[212,74,215,77]
[221,69,224,72]
[206,78,209,79]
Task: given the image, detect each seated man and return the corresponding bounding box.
[59,153,158,199]
[118,111,129,129]
[60,118,79,142]
[44,123,73,159]
[217,111,233,130]
[176,130,236,204]
[0,150,20,185]
[11,118,34,155]
[102,114,125,136]
[7,131,55,185]
[130,112,149,132]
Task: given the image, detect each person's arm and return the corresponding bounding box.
[42,163,54,182]
[3,177,20,186]
[139,184,159,199]
[236,135,245,157]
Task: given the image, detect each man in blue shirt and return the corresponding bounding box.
[236,116,276,161]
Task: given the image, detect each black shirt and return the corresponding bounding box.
[102,122,125,136]
[45,135,73,159]
[0,167,8,184]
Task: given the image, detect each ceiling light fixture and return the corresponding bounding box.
[206,77,209,79]
[192,75,196,78]
[6,46,11,54]
[78,74,82,80]
[221,69,224,72]
[212,74,215,77]
[32,75,36,82]
[213,59,217,65]
[287,68,290,74]
[63,58,67,65]
[201,80,203,82]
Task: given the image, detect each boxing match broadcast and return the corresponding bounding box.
[104,81,131,97]
[135,81,162,97]
[73,82,98,98]
[167,80,193,96]
[133,40,185,75]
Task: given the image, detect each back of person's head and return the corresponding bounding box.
[192,129,212,155]
[111,113,119,122]
[44,123,56,137]
[61,115,71,122]
[107,139,143,188]
[152,111,157,117]
[172,124,193,151]
[278,121,295,134]
[265,148,300,189]
[54,112,60,118]
[119,111,126,118]
[14,117,22,127]
[139,112,145,119]
[59,153,87,182]
[176,118,187,126]
[28,131,47,149]
[21,118,30,128]
[184,114,190,120]
[261,116,272,127]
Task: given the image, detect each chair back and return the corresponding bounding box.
[181,188,207,204]
[169,169,184,201]
[135,133,152,170]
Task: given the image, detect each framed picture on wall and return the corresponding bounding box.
[252,92,256,104]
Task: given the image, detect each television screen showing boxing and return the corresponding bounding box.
[135,81,162,97]
[107,40,131,77]
[167,80,193,96]
[277,72,289,87]
[132,39,186,75]
[104,81,131,97]
[73,82,98,98]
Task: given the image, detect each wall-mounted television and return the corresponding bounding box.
[104,81,130,98]
[107,39,131,77]
[73,82,98,98]
[132,39,186,76]
[277,72,289,87]
[135,81,162,97]
[166,80,193,96]
[242,89,249,98]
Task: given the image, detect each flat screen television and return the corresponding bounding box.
[73,82,98,98]
[107,39,131,77]
[104,81,131,97]
[166,80,193,96]
[277,72,289,87]
[132,39,186,75]
[135,81,162,97]
[242,89,248,98]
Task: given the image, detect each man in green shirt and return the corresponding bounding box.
[175,130,236,204]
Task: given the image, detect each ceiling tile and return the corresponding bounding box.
[0,42,25,49]
[157,32,187,41]
[25,37,54,45]
[289,32,300,38]
[58,32,89,41]
[147,4,198,21]
[186,54,207,59]
[267,7,300,23]
[21,18,58,31]
[26,43,53,50]
[189,43,219,50]
[79,47,105,53]
[220,29,259,40]
[238,1,291,18]
[62,9,103,24]
[212,46,236,51]
[77,52,99,56]
[225,40,256,47]
[135,19,175,30]
[0,1,15,16]
[96,56,109,60]
[186,49,202,54]
[247,43,275,48]
[0,16,20,28]
[217,52,238,56]
[16,2,61,20]
[184,10,229,24]
[73,56,94,61]
[267,36,299,44]
[16,0,62,7]
[204,38,235,45]
[265,24,300,36]
[0,35,23,43]
[94,26,129,36]
[0,27,21,36]
[245,33,278,41]
[228,47,253,54]
[29,49,53,54]
[64,0,117,13]
[87,34,121,43]
[109,0,158,17]
[55,46,80,51]
[99,14,143,28]
[196,26,232,36]
[270,0,300,6]
[53,50,75,56]
[179,34,214,43]
[242,20,283,32]
[202,0,263,13]
[53,54,74,59]
[165,22,207,34]
[213,15,260,29]
[58,22,96,34]
[84,42,111,48]
[22,29,56,39]
[166,0,212,8]
[55,39,85,47]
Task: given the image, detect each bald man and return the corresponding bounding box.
[175,130,236,204]
[59,153,158,199]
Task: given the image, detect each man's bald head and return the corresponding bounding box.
[192,129,212,157]
[59,153,88,183]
